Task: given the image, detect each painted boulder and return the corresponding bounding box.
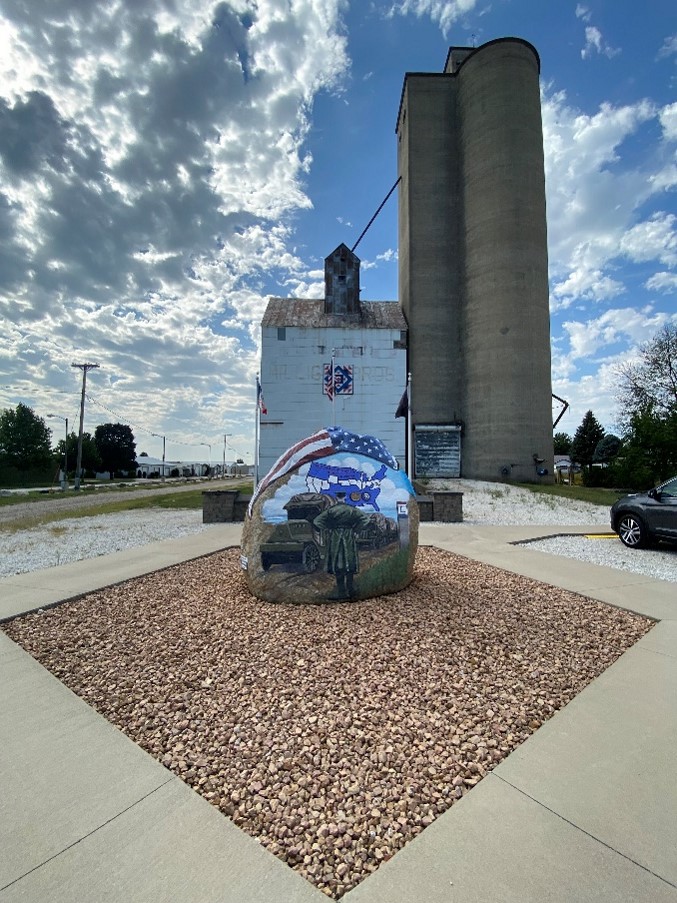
[241,427,418,603]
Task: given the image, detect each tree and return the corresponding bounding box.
[553,432,572,455]
[0,403,53,471]
[570,410,605,472]
[593,434,621,465]
[94,423,137,478]
[614,325,677,486]
[616,409,677,487]
[616,324,677,425]
[55,431,101,475]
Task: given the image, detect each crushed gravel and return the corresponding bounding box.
[0,509,210,578]
[520,534,677,583]
[4,547,653,898]
[439,479,612,526]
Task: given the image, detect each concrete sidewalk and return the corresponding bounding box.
[1,524,675,902]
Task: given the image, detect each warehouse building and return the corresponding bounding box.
[258,244,407,476]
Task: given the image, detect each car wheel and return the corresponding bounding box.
[617,514,647,549]
[302,543,321,572]
[261,553,272,571]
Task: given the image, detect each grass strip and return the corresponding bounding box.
[0,482,253,533]
[516,482,624,507]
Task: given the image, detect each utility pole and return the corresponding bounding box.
[223,433,227,478]
[71,362,99,490]
[151,432,166,481]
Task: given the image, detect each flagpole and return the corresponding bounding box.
[331,348,336,428]
[406,371,413,480]
[254,373,260,489]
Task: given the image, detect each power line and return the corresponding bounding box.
[85,393,216,450]
[85,393,160,438]
[351,177,401,253]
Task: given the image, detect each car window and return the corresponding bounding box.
[659,477,677,498]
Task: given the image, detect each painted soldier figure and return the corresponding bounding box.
[314,494,371,599]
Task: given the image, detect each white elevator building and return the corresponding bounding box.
[258,244,407,476]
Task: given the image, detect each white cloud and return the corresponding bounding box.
[562,308,674,360]
[551,365,621,434]
[386,0,480,37]
[553,309,677,432]
[619,213,677,267]
[658,35,677,59]
[581,25,621,60]
[543,87,662,305]
[659,101,677,141]
[646,271,677,292]
[575,5,591,23]
[361,248,398,270]
[0,0,350,452]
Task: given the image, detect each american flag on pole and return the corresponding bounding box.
[256,376,267,415]
[248,427,398,514]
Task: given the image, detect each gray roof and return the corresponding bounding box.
[262,298,407,330]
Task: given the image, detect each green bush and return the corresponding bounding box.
[0,464,58,488]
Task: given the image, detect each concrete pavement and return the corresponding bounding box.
[1,523,675,902]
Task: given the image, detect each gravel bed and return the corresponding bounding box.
[5,547,653,898]
[437,479,612,526]
[522,534,677,583]
[0,509,210,577]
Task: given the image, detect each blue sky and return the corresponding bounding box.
[1,0,675,463]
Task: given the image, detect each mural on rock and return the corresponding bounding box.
[242,428,418,604]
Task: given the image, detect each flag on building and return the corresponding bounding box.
[395,385,408,418]
[256,377,267,415]
[324,363,353,398]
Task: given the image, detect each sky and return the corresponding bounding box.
[1,0,676,464]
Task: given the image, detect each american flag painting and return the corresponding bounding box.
[249,427,398,513]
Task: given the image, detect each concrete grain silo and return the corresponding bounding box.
[396,38,554,482]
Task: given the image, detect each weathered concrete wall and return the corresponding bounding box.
[458,40,553,482]
[396,39,554,484]
[259,325,406,476]
[397,75,464,426]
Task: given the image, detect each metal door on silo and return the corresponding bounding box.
[413,425,462,478]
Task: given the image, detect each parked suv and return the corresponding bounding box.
[610,476,677,548]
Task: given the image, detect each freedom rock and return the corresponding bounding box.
[241,427,419,604]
